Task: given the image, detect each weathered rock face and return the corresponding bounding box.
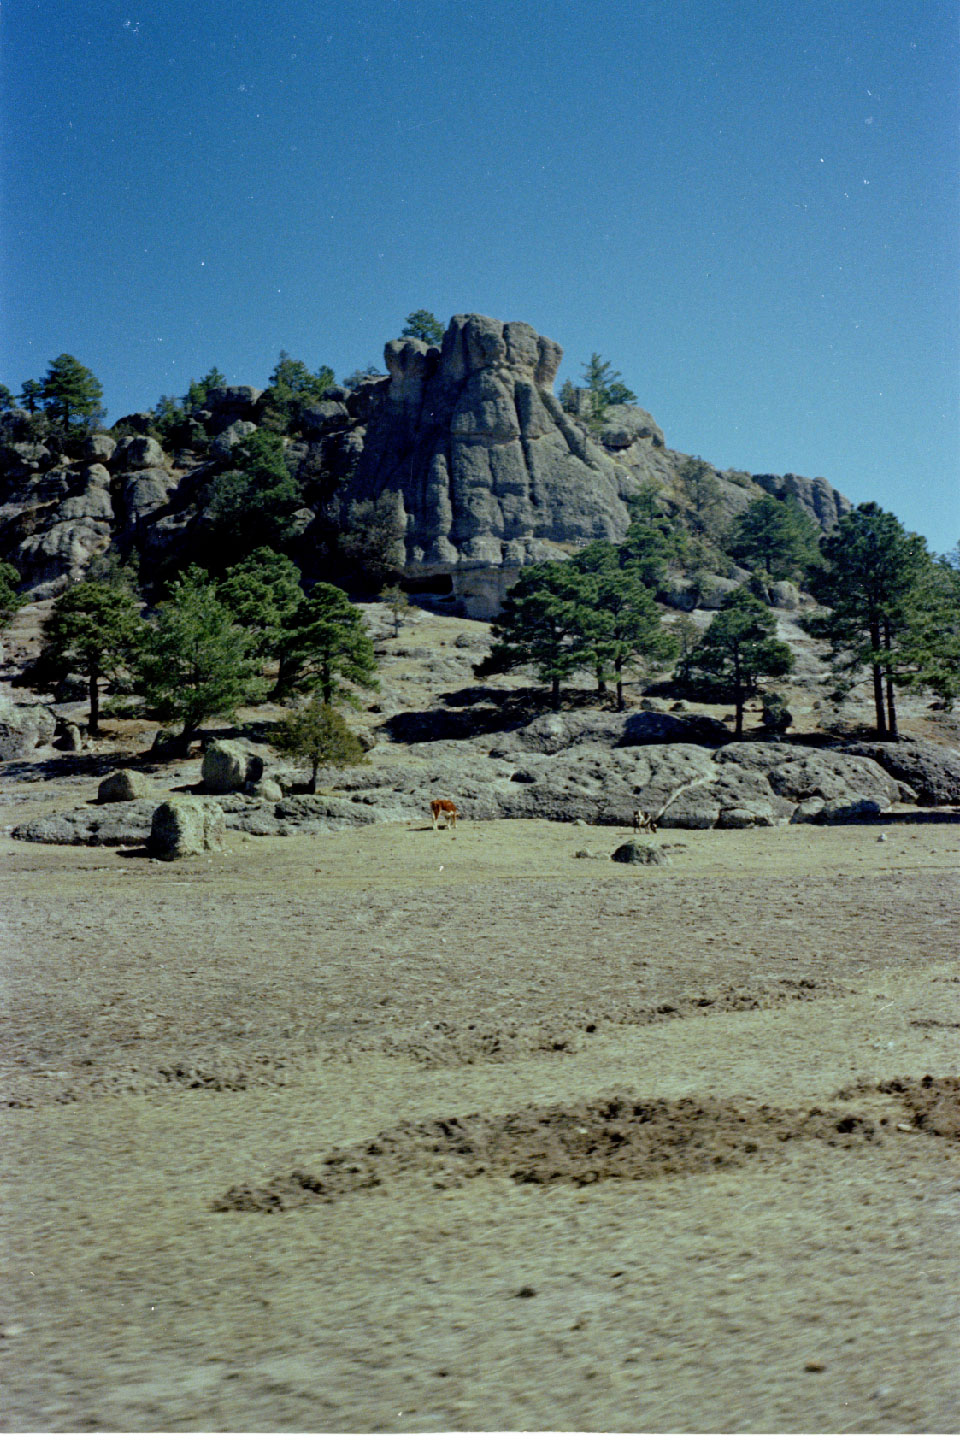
[0,314,853,608]
[840,740,960,806]
[752,473,851,532]
[336,315,645,616]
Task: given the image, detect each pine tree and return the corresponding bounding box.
[40,354,104,431]
[729,494,820,581]
[217,548,304,659]
[569,544,679,709]
[401,310,445,345]
[272,699,366,792]
[204,430,303,564]
[277,583,378,705]
[580,354,638,433]
[897,548,960,711]
[0,561,23,630]
[681,587,793,738]
[40,581,143,735]
[137,567,263,744]
[478,561,594,710]
[803,503,930,738]
[18,379,43,413]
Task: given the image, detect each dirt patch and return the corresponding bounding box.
[213,1078,958,1213]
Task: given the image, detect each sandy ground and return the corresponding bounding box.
[1,812,958,1433]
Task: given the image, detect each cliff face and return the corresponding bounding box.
[334,313,662,614]
[0,313,851,617]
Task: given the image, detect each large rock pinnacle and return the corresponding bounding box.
[339,314,644,616]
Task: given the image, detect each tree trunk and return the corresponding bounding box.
[551,676,561,710]
[883,622,899,740]
[309,759,319,794]
[733,652,744,738]
[615,658,624,712]
[88,664,100,736]
[869,619,887,735]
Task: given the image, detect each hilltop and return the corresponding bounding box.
[1,313,849,615]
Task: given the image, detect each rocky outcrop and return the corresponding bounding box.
[13,800,158,846]
[752,472,851,532]
[840,740,960,806]
[1,315,856,610]
[332,315,647,615]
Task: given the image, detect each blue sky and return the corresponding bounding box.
[2,0,958,553]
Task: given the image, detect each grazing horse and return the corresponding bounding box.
[430,799,458,830]
[632,809,658,834]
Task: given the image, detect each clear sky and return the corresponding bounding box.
[2,0,958,553]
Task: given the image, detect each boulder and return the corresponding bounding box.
[246,777,283,801]
[122,470,172,524]
[792,798,885,825]
[150,798,225,859]
[840,740,960,806]
[113,434,166,471]
[84,433,117,464]
[0,696,57,759]
[211,419,257,457]
[97,769,155,803]
[202,738,264,793]
[611,840,668,865]
[715,743,904,808]
[56,722,83,751]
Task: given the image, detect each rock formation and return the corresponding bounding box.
[0,314,852,615]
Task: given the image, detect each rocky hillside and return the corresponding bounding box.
[1,313,850,616]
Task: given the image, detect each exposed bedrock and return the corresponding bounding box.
[336,314,646,616]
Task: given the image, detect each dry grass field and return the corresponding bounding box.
[1,809,958,1432]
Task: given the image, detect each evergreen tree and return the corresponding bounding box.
[896,548,960,711]
[217,547,304,660]
[137,566,263,745]
[622,487,682,591]
[184,367,227,410]
[0,385,14,412]
[277,583,378,705]
[380,583,412,637]
[401,310,445,345]
[681,587,793,738]
[204,430,303,564]
[259,352,336,432]
[40,580,143,735]
[580,353,637,432]
[478,561,594,709]
[803,503,930,738]
[338,494,406,589]
[0,561,24,630]
[678,456,725,542]
[40,354,104,431]
[272,699,366,792]
[18,379,43,413]
[729,494,820,581]
[569,544,679,709]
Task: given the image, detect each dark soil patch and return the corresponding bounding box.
[212,1079,958,1213]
